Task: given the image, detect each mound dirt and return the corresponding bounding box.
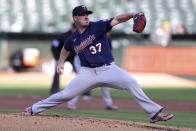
[0,72,196,131]
[0,113,194,131]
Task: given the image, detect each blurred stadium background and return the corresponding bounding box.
[0,0,196,76]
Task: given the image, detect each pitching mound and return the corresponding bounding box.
[0,113,193,131]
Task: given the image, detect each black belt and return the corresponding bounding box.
[83,62,114,68]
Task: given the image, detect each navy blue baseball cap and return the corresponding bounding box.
[72,5,93,16]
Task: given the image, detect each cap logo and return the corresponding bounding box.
[82,5,87,10]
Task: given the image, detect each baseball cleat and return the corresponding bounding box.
[150,112,174,123]
[21,106,33,116]
[105,105,119,110]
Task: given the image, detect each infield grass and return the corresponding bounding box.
[0,109,196,129]
[0,84,196,129]
[0,84,196,101]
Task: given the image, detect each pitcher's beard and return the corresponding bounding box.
[81,23,89,29]
[82,22,89,27]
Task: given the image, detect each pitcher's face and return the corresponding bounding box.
[74,13,90,27]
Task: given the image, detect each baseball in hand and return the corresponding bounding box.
[60,68,64,74]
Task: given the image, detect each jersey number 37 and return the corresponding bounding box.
[90,43,102,54]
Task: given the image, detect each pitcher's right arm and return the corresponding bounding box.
[56,47,70,74]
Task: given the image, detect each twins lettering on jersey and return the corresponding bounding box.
[74,34,96,54]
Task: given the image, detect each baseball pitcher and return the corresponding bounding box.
[22,5,174,123]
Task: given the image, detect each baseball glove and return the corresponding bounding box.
[133,12,146,33]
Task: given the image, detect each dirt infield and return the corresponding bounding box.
[0,96,196,131]
[0,72,196,130]
[0,96,196,112]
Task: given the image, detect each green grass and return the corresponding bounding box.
[0,88,50,96]
[0,84,196,101]
[92,88,196,101]
[0,84,51,96]
[0,84,196,129]
[1,109,196,129]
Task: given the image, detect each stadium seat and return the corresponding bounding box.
[0,0,196,34]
